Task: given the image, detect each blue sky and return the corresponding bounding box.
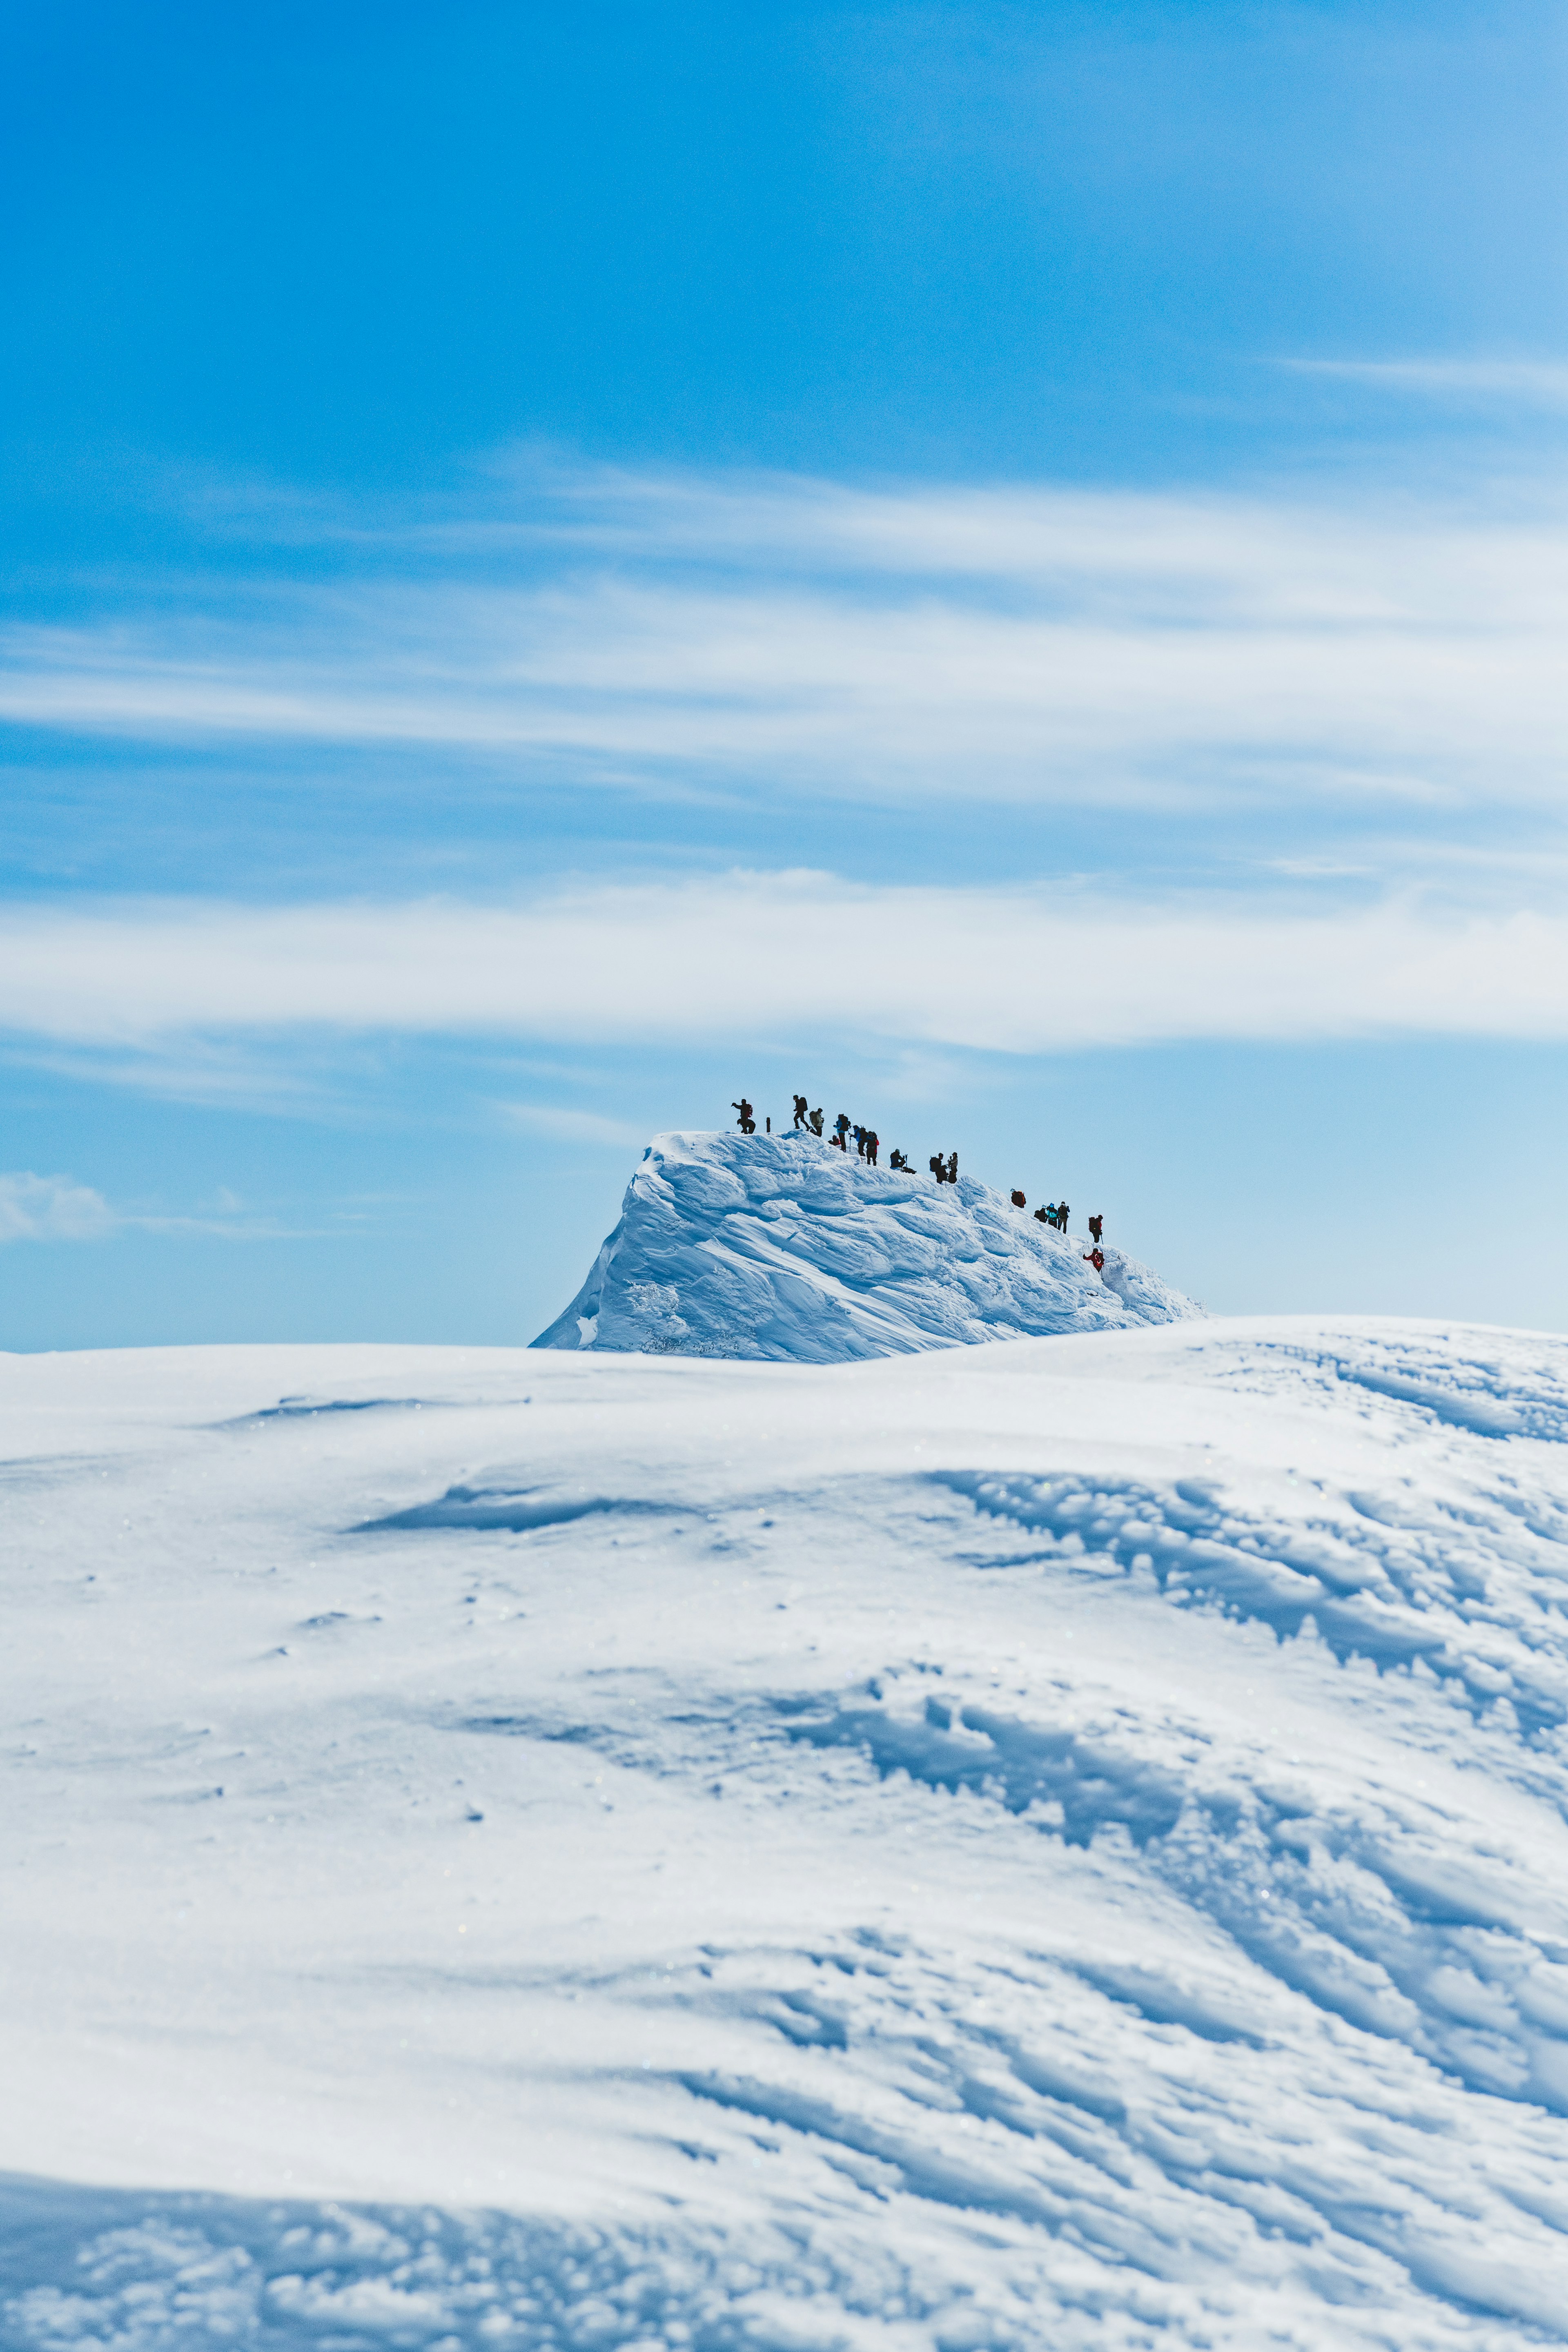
[4,0,1568,1347]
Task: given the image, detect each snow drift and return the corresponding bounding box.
[10,1318,1568,2350]
[533,1128,1199,1358]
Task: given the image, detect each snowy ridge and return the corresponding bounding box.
[533,1127,1199,1358]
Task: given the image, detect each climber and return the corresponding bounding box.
[809,1107,824,1137]
[732,1098,756,1134]
[852,1124,866,1159]
[1011,1189,1026,1208]
[1056,1200,1069,1231]
[793,1095,809,1130]
[1033,1205,1050,1225]
[833,1113,851,1150]
[945,1153,958,1185]
[1084,1246,1105,1274]
[929,1154,946,1182]
[866,1131,879,1166]
[889,1149,909,1172]
[1088,1214,1103,1245]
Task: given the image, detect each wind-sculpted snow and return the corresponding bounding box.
[532,1128,1200,1360]
[10,1318,1568,2347]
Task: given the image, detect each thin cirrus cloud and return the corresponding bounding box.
[501,1103,649,1148]
[0,1166,327,1243]
[3,459,1568,815]
[0,1171,116,1243]
[1278,357,1568,407]
[2,875,1567,1059]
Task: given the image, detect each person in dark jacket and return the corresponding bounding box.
[833,1113,851,1150]
[929,1154,945,1182]
[945,1153,958,1184]
[793,1095,809,1129]
[1011,1189,1026,1208]
[1056,1200,1069,1230]
[732,1098,756,1134]
[889,1148,909,1171]
[1088,1213,1103,1245]
[865,1130,879,1166]
[852,1124,866,1159]
[1034,1205,1051,1224]
[809,1107,824,1136]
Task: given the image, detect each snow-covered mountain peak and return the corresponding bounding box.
[533,1126,1200,1359]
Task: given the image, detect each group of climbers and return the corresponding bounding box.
[741,1097,1106,1271]
[1015,1186,1105,1271]
[833,1113,881,1165]
[788,1095,886,1163]
[1017,1193,1107,1274]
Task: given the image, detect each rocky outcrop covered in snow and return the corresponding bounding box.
[532,1128,1200,1360]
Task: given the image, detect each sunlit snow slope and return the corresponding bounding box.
[532,1129,1199,1358]
[8,1318,1568,2348]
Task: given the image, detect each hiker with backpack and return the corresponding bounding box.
[732,1098,756,1134]
[793,1095,809,1129]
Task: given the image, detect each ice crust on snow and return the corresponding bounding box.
[532,1128,1200,1359]
[11,1317,1568,2345]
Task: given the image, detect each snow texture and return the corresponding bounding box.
[532,1129,1200,1360]
[9,1316,1568,2348]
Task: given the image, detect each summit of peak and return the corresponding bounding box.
[532,1127,1200,1360]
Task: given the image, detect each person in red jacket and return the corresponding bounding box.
[1084,1246,1105,1273]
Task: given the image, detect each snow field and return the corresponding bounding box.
[5,1320,1568,2345]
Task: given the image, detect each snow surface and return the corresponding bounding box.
[9,1318,1568,2346]
[532,1130,1199,1359]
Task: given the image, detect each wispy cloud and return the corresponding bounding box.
[0,1171,116,1242]
[1280,357,1568,407]
[501,1102,648,1147]
[4,460,1568,814]
[0,1166,332,1242]
[3,873,1568,1059]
